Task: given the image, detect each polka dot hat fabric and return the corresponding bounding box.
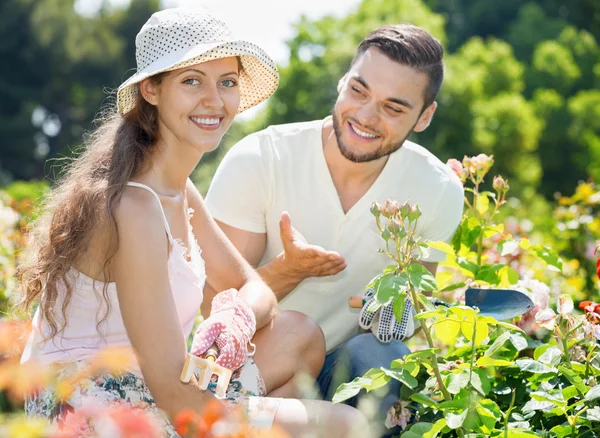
[117,7,279,116]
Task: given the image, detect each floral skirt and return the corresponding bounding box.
[25,357,281,437]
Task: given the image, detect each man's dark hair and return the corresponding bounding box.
[351,24,444,110]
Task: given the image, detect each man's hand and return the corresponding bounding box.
[279,211,346,282]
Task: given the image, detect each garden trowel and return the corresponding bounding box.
[463,288,534,320]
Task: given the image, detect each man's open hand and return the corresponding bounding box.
[279,211,346,282]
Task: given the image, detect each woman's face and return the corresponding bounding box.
[142,57,241,154]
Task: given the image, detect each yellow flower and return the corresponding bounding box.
[6,416,50,438]
[88,346,136,375]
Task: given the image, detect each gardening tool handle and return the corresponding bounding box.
[348,295,364,309]
[205,344,219,362]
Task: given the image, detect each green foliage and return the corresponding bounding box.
[335,156,600,436]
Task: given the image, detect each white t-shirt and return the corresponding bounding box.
[206,119,464,351]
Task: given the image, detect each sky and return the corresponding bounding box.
[75,0,362,118]
[76,0,361,64]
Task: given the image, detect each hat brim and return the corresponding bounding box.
[117,40,279,116]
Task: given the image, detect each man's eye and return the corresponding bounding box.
[387,106,403,114]
[351,86,363,95]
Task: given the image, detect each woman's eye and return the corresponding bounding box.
[351,86,363,95]
[221,79,238,88]
[183,78,200,85]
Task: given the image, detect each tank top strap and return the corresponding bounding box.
[126,182,175,243]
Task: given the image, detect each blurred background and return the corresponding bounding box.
[1,0,600,305]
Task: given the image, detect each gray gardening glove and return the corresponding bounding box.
[358,286,416,343]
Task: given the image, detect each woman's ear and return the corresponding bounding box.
[139,78,159,106]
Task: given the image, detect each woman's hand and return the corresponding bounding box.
[190,289,256,370]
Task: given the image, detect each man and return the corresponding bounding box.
[204,23,463,421]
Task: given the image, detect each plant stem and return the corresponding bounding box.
[408,286,452,403]
[504,389,516,438]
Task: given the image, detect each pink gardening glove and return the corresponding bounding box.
[190,289,256,371]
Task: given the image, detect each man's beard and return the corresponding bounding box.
[332,111,413,163]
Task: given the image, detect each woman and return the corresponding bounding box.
[18,7,369,438]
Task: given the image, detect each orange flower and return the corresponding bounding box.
[174,409,208,437]
[0,319,32,358]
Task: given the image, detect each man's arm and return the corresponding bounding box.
[205,213,346,308]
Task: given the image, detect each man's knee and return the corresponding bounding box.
[273,310,326,375]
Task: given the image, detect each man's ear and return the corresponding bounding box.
[413,101,437,133]
[337,74,348,93]
[139,78,160,106]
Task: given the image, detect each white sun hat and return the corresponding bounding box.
[116,7,279,116]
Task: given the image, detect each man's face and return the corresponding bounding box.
[332,47,436,163]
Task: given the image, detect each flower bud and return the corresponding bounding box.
[447,159,468,183]
[381,200,400,218]
[493,175,509,193]
[370,201,382,218]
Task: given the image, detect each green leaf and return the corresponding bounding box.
[404,361,420,377]
[446,369,471,394]
[516,358,557,374]
[362,368,391,391]
[438,397,470,410]
[585,385,600,401]
[423,418,447,438]
[366,274,382,290]
[445,409,469,429]
[463,217,482,248]
[509,334,527,351]
[410,393,439,409]
[381,367,418,389]
[434,314,462,345]
[482,223,504,238]
[461,317,489,346]
[331,369,390,403]
[373,272,409,304]
[550,425,572,438]
[521,398,555,413]
[530,391,567,408]
[538,347,563,366]
[332,377,370,403]
[403,423,434,438]
[498,265,519,287]
[534,343,551,361]
[439,281,467,292]
[476,356,512,367]
[457,256,479,277]
[505,431,540,438]
[530,244,563,272]
[392,293,407,324]
[562,385,580,401]
[484,331,512,357]
[499,240,519,256]
[428,241,455,257]
[558,365,589,395]
[475,192,490,215]
[585,406,600,421]
[403,348,440,361]
[475,264,503,284]
[471,368,491,396]
[406,263,438,291]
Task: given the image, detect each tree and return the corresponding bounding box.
[0,0,159,183]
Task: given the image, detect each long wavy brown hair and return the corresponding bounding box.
[17,74,165,340]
